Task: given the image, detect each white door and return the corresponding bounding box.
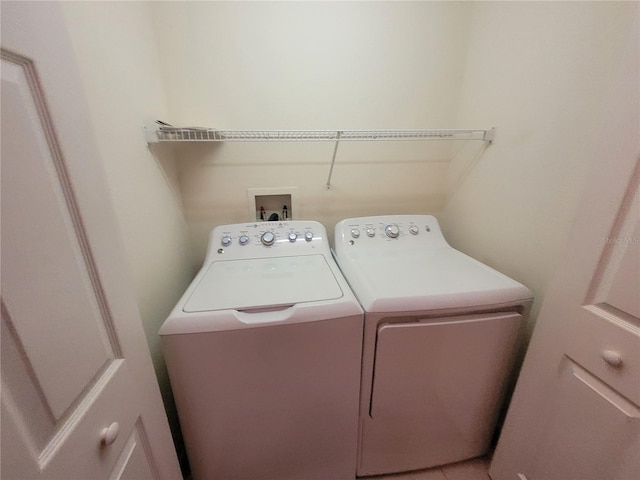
[490,161,640,480]
[489,13,640,479]
[1,2,182,479]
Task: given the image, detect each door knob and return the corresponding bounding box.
[601,349,623,368]
[100,422,120,446]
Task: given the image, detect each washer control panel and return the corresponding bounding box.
[206,221,326,261]
[335,215,450,253]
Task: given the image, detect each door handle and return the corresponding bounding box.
[100,422,120,446]
[601,349,624,368]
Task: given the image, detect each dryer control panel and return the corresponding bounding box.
[334,215,449,253]
[205,220,329,261]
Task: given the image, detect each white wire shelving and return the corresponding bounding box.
[145,124,495,189]
[145,127,495,144]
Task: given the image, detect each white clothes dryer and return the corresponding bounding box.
[161,221,363,480]
[333,215,533,477]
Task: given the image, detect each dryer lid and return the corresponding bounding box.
[183,254,344,312]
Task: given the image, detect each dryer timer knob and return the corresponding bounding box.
[385,224,400,238]
[221,235,232,246]
[304,231,314,242]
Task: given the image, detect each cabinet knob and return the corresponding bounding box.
[601,350,623,368]
[100,422,120,446]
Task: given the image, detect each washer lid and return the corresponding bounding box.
[183,254,344,312]
[338,248,532,312]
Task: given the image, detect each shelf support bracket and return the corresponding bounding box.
[325,131,342,190]
[484,127,496,143]
[144,126,159,144]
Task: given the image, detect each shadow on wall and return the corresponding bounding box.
[446,140,494,203]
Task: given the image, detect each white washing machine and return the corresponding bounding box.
[333,215,533,477]
[160,221,363,480]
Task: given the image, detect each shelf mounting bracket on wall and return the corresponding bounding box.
[325,131,342,190]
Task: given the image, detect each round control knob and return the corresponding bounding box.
[350,229,360,238]
[239,235,250,245]
[366,228,375,237]
[288,232,298,242]
[221,235,232,247]
[304,231,314,242]
[385,224,400,238]
[409,225,419,235]
[261,231,275,246]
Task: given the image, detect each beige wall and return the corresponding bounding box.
[150,1,473,265]
[60,0,638,347]
[442,1,639,334]
[60,1,193,465]
[149,1,639,326]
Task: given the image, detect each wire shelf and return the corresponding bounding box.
[146,127,495,144]
[144,123,495,190]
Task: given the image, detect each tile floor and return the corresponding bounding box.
[183,456,491,480]
[368,457,491,480]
